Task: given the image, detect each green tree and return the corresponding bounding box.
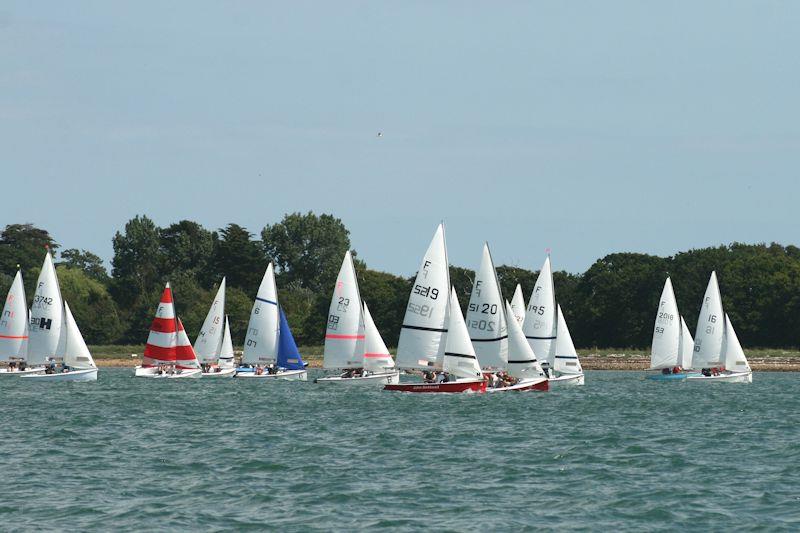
[59,249,109,283]
[211,224,264,295]
[57,266,122,344]
[262,212,351,294]
[0,223,58,274]
[111,215,162,306]
[160,220,216,285]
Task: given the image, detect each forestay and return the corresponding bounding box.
[396,224,450,370]
[243,263,280,365]
[362,302,395,372]
[323,251,364,369]
[63,302,96,370]
[442,288,483,380]
[523,256,557,367]
[195,278,226,364]
[692,271,725,368]
[0,271,28,362]
[554,304,583,375]
[510,284,526,325]
[678,317,694,369]
[650,277,681,370]
[504,301,545,379]
[28,251,64,366]
[723,314,751,373]
[465,243,508,370]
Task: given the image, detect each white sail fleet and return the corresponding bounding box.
[0,225,755,389]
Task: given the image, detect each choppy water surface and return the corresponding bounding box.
[1,370,799,531]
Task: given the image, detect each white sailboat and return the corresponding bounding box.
[0,270,42,376]
[316,251,399,385]
[549,305,585,385]
[195,279,235,377]
[236,263,306,380]
[27,250,64,372]
[486,301,548,392]
[522,255,557,375]
[509,284,526,325]
[686,272,752,383]
[135,283,202,378]
[23,302,98,381]
[465,243,508,371]
[648,278,698,381]
[385,223,486,393]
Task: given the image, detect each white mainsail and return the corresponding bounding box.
[650,277,681,370]
[243,263,280,365]
[504,300,545,379]
[323,251,363,369]
[723,314,751,373]
[523,256,557,368]
[219,315,235,369]
[63,302,96,369]
[465,243,508,370]
[692,271,725,368]
[553,304,583,375]
[0,270,29,362]
[396,224,450,370]
[28,250,64,366]
[678,317,694,369]
[442,288,483,380]
[510,284,526,325]
[195,278,226,364]
[362,302,395,372]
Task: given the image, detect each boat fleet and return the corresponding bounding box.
[0,225,755,389]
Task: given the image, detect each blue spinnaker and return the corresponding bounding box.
[277,307,305,370]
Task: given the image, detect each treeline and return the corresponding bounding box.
[1,215,799,349]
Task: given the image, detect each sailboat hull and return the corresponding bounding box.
[384,379,487,393]
[21,368,98,382]
[235,369,308,381]
[486,377,549,392]
[548,373,585,386]
[686,371,752,383]
[134,367,202,379]
[201,368,236,378]
[646,371,701,381]
[315,371,400,385]
[0,367,46,377]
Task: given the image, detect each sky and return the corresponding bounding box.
[2,1,799,276]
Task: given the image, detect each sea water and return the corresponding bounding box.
[1,370,798,531]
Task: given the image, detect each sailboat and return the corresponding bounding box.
[315,251,399,385]
[509,284,526,325]
[648,278,698,381]
[549,305,585,385]
[23,302,98,381]
[0,270,42,376]
[686,272,752,383]
[522,254,584,385]
[385,224,486,393]
[465,243,508,372]
[194,279,236,377]
[134,283,202,378]
[236,264,307,380]
[485,301,548,392]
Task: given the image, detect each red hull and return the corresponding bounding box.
[384,380,487,393]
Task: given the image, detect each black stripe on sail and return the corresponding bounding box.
[526,335,556,340]
[507,359,537,364]
[471,335,509,342]
[444,352,477,359]
[555,355,578,359]
[402,324,448,333]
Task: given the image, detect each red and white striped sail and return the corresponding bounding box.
[175,318,200,370]
[142,283,178,367]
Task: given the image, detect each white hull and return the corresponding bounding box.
[21,368,98,382]
[686,371,752,383]
[134,366,202,379]
[549,373,585,386]
[0,366,46,377]
[315,371,400,385]
[201,368,236,378]
[486,377,549,392]
[235,369,308,381]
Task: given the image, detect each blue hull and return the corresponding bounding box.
[647,373,700,381]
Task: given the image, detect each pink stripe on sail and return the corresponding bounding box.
[364,352,391,358]
[0,334,28,339]
[325,334,365,340]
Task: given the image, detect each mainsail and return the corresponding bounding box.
[523,256,557,368]
[323,251,364,369]
[509,284,526,325]
[142,283,178,368]
[243,264,280,365]
[692,271,725,368]
[362,302,395,372]
[650,277,681,370]
[0,270,29,362]
[465,243,508,370]
[504,300,545,379]
[28,251,64,366]
[195,278,226,364]
[442,288,483,380]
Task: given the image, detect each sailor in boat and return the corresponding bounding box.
[7,361,16,372]
[422,371,435,383]
[44,359,56,375]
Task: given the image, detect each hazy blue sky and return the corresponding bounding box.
[2,1,799,276]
